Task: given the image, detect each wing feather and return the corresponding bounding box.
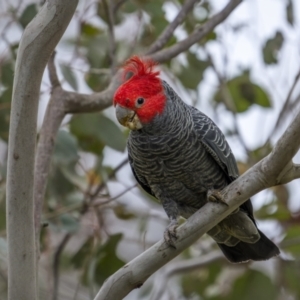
[191,107,239,180]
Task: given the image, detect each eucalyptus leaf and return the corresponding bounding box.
[94,234,125,285]
[214,71,271,113]
[53,130,79,166]
[70,113,126,153]
[60,64,78,91]
[60,214,79,233]
[286,0,294,26]
[19,3,38,28]
[262,31,284,65]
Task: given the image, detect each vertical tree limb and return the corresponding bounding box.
[6,1,78,299]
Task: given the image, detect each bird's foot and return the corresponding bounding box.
[164,219,178,249]
[207,189,228,206]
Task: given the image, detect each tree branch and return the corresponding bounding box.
[63,70,122,113]
[150,0,242,63]
[93,107,300,300]
[6,1,78,299]
[268,66,300,140]
[146,0,201,55]
[103,0,117,72]
[278,164,300,184]
[52,233,72,300]
[34,54,65,238]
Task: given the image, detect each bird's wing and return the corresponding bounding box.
[191,107,239,180]
[191,107,255,220]
[128,151,155,197]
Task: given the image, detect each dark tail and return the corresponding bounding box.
[217,229,280,263]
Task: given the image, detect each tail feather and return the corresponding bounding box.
[217,229,280,263]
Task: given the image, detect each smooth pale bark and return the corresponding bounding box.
[6,1,78,299]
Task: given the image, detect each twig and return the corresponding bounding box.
[92,183,137,207]
[268,66,300,141]
[90,158,129,199]
[112,0,128,16]
[7,1,78,299]
[147,0,201,55]
[52,233,72,300]
[103,0,117,72]
[150,0,242,63]
[34,54,66,237]
[207,50,251,155]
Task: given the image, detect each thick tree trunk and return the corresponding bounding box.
[6,1,78,299]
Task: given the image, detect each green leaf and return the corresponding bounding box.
[53,130,79,166]
[81,22,102,37]
[214,71,272,113]
[283,261,300,297]
[262,31,284,65]
[86,35,109,69]
[72,237,94,269]
[0,194,6,231]
[219,269,277,300]
[60,214,79,233]
[94,234,125,285]
[0,87,11,141]
[48,166,76,199]
[19,3,38,28]
[60,64,78,91]
[70,113,127,153]
[1,61,14,86]
[286,0,294,26]
[283,225,300,257]
[113,205,136,220]
[85,72,110,92]
[256,202,290,221]
[177,52,210,89]
[182,262,222,297]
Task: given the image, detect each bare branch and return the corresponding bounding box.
[113,0,128,16]
[103,0,117,72]
[276,163,300,185]
[150,251,224,300]
[268,66,300,140]
[34,89,65,235]
[6,1,78,299]
[90,158,128,199]
[147,0,201,55]
[48,51,61,88]
[93,105,300,300]
[52,233,72,300]
[63,70,122,114]
[150,0,242,63]
[262,112,300,182]
[206,50,251,155]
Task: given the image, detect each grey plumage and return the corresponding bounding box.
[126,80,279,263]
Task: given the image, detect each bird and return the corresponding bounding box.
[113,55,280,263]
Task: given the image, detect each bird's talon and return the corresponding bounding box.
[207,189,228,206]
[164,222,178,249]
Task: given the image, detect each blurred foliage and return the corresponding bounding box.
[214,70,271,113]
[0,0,300,299]
[262,31,284,65]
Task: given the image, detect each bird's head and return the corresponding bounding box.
[113,56,166,130]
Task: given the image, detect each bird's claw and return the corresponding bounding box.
[207,189,228,206]
[164,221,178,249]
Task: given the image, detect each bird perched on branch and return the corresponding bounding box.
[113,55,279,263]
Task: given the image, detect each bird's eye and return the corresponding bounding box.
[136,97,144,106]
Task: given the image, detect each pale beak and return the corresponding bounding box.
[115,104,142,130]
